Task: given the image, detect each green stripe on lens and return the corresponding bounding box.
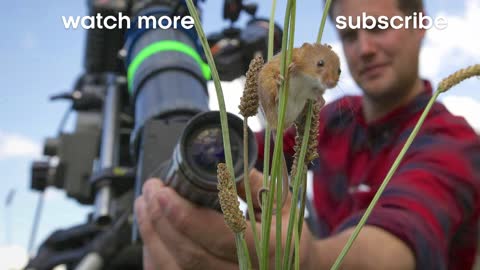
[127,40,211,94]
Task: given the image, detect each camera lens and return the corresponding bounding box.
[173,111,256,193]
[157,111,256,210]
[185,126,242,182]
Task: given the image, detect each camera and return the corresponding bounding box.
[27,0,282,269]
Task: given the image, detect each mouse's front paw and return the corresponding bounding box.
[317,96,326,107]
[275,73,285,87]
[288,62,297,74]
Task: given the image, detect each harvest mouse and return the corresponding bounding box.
[257,42,341,212]
[258,42,341,129]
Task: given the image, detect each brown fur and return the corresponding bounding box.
[258,42,341,130]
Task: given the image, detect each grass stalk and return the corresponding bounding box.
[294,208,301,270]
[268,0,278,60]
[276,2,296,269]
[259,0,278,267]
[275,143,284,270]
[280,0,335,268]
[317,0,333,44]
[235,233,251,270]
[288,171,307,269]
[243,119,261,264]
[296,172,308,241]
[185,1,251,268]
[282,103,312,270]
[260,0,296,268]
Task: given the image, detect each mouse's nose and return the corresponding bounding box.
[325,78,337,89]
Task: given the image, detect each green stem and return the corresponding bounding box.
[243,119,261,264]
[260,126,272,270]
[277,4,297,267]
[261,1,295,269]
[260,133,277,270]
[185,0,234,188]
[268,0,278,60]
[279,0,332,263]
[261,172,276,270]
[330,91,441,270]
[235,233,252,270]
[289,171,307,269]
[275,144,283,270]
[317,0,333,43]
[294,208,301,270]
[259,1,279,267]
[185,1,250,268]
[297,171,308,240]
[282,103,312,270]
[260,3,276,267]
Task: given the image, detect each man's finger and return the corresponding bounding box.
[134,196,180,270]
[148,184,258,263]
[142,178,165,202]
[152,207,239,270]
[142,185,240,270]
[140,171,287,266]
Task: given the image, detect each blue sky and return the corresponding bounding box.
[1,0,479,267]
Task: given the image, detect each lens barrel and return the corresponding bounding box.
[125,7,210,156]
[161,111,257,209]
[126,5,257,212]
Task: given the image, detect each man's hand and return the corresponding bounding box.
[134,168,317,270]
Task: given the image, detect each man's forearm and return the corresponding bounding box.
[308,225,415,270]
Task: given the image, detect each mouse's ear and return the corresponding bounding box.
[313,43,331,50]
[301,42,312,49]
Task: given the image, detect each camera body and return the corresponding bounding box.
[31,0,281,208]
[27,1,282,269]
[209,18,283,81]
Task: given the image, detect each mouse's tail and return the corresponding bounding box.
[257,130,290,215]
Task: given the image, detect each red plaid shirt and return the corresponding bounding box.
[255,81,480,269]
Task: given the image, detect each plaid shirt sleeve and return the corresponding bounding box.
[335,121,480,270]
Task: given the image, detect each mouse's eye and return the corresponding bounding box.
[338,68,341,75]
[317,60,325,67]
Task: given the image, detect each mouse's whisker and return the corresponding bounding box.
[326,82,356,127]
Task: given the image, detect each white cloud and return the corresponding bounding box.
[420,0,480,82]
[44,187,67,202]
[441,95,480,132]
[0,131,41,160]
[0,245,28,270]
